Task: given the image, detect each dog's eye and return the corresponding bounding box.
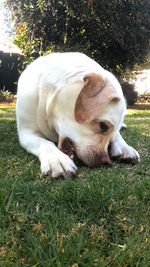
[99,120,112,133]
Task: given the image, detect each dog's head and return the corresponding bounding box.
[52,72,126,167]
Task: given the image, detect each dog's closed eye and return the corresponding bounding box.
[99,120,113,134]
[99,121,109,132]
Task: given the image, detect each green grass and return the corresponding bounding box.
[0,105,150,267]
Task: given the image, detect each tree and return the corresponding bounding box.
[5,0,150,75]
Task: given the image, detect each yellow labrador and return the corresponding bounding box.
[16,52,139,177]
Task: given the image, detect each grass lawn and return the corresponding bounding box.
[0,105,150,267]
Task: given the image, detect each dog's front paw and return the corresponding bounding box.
[40,150,77,178]
[110,142,140,164]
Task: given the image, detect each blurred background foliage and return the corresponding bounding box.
[4,0,150,77]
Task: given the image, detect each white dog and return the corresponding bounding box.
[16,52,140,178]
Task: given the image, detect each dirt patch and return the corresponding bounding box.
[128,104,150,110]
[0,99,16,106]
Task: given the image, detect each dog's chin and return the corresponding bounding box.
[76,149,112,167]
[60,137,112,167]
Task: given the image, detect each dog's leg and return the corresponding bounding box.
[110,131,140,163]
[19,129,77,178]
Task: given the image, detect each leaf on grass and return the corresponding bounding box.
[32,223,42,233]
[0,246,7,255]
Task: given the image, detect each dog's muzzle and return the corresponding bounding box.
[60,137,112,167]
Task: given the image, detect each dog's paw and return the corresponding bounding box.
[40,150,77,178]
[110,142,140,164]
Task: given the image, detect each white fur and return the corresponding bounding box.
[16,52,140,177]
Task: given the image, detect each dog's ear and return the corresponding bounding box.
[75,73,120,123]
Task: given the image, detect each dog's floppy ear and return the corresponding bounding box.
[75,73,120,123]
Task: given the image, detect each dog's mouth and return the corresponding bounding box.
[60,137,85,166]
[60,137,75,159]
